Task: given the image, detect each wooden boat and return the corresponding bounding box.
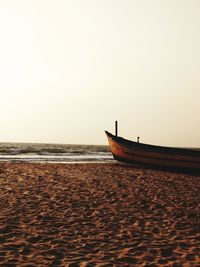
[105,130,200,172]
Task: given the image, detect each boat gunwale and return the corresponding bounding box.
[105,131,200,157]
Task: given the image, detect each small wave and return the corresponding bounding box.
[0,143,112,163]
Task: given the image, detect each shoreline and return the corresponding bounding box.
[1,160,199,175]
[0,160,114,164]
[0,162,199,266]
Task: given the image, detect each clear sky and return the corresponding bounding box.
[0,0,200,146]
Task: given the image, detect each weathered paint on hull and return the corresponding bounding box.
[106,131,200,171]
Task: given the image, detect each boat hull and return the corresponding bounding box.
[105,131,200,172]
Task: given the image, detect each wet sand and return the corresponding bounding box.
[0,162,199,266]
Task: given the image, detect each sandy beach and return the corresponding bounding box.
[0,162,199,266]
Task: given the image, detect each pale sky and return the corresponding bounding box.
[0,0,200,146]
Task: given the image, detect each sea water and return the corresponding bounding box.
[0,143,113,163]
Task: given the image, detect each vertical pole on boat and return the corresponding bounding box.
[115,120,118,136]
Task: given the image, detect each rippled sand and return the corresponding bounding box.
[0,162,199,266]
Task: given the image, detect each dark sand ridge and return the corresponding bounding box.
[0,162,199,266]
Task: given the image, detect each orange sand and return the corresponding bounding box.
[0,162,199,266]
